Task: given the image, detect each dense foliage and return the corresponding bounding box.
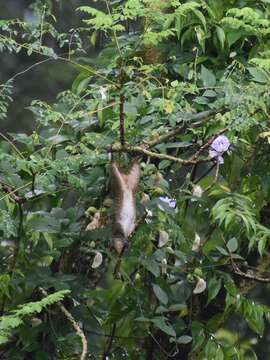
[1,0,270,359]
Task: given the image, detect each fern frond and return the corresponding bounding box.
[222,7,270,37]
[0,289,70,345]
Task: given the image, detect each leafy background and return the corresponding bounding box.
[1,0,270,359]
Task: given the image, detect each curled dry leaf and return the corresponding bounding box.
[158,230,169,248]
[30,317,42,327]
[140,192,150,206]
[192,232,201,252]
[193,278,206,294]
[155,172,164,185]
[86,212,101,231]
[91,251,103,269]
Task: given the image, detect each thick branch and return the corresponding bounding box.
[111,143,210,165]
[232,262,270,283]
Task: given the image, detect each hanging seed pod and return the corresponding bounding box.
[192,233,201,252]
[161,258,167,275]
[86,212,101,231]
[193,278,206,294]
[158,230,169,248]
[91,251,103,269]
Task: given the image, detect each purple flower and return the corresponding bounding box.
[159,197,177,209]
[209,135,230,164]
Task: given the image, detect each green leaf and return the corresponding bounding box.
[153,284,168,305]
[27,212,61,233]
[72,72,92,94]
[258,238,266,257]
[207,313,225,331]
[205,339,218,358]
[151,317,176,337]
[158,160,171,169]
[227,237,238,252]
[201,65,216,87]
[245,305,265,336]
[224,280,237,296]
[203,90,217,97]
[191,322,205,352]
[142,259,160,277]
[215,347,224,360]
[247,67,269,84]
[43,233,53,250]
[216,246,228,256]
[207,277,222,305]
[216,26,226,50]
[156,305,168,313]
[176,335,192,344]
[169,304,186,311]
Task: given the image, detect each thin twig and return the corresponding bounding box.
[86,329,143,340]
[39,288,88,360]
[0,179,24,203]
[0,58,54,91]
[46,99,120,159]
[204,162,220,192]
[10,202,24,276]
[39,5,46,51]
[188,128,226,162]
[0,34,117,86]
[194,163,216,184]
[0,131,25,159]
[68,28,78,60]
[1,202,24,315]
[103,323,116,360]
[105,0,122,58]
[119,94,125,146]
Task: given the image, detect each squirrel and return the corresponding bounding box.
[111,160,140,254]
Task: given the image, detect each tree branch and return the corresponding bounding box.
[39,288,88,360]
[188,128,226,162]
[147,107,228,148]
[110,108,228,165]
[111,143,210,165]
[232,262,270,283]
[0,180,24,203]
[103,323,116,360]
[120,94,125,146]
[1,202,24,316]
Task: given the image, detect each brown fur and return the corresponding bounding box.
[111,160,140,253]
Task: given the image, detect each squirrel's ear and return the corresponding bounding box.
[127,161,140,191]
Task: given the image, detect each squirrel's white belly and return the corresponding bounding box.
[117,190,136,238]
